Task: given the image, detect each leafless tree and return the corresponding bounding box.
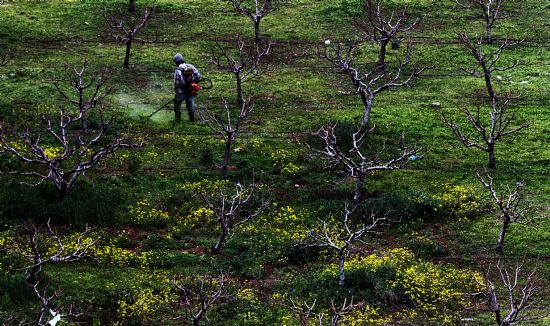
[212,35,271,105]
[303,203,390,286]
[319,298,365,325]
[1,315,27,326]
[10,220,94,326]
[474,262,549,325]
[0,64,143,198]
[197,182,269,254]
[307,122,418,202]
[289,297,364,325]
[102,7,154,68]
[288,298,317,326]
[0,50,12,67]
[355,0,422,68]
[198,96,256,171]
[440,33,527,169]
[455,0,516,44]
[227,0,271,45]
[172,272,231,326]
[52,61,112,133]
[323,41,427,129]
[128,0,136,12]
[477,171,529,254]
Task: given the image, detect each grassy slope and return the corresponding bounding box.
[0,0,549,324]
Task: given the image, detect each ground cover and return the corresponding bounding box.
[0,0,548,324]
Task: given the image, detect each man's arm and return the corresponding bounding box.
[186,64,201,81]
[174,68,184,92]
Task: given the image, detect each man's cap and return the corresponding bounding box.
[173,53,185,63]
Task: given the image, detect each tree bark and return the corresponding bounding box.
[486,23,493,44]
[496,218,508,254]
[494,308,502,325]
[212,229,227,254]
[254,20,261,45]
[128,0,136,12]
[124,39,132,69]
[377,40,389,68]
[359,92,374,129]
[58,181,69,200]
[338,252,345,287]
[35,308,47,326]
[481,62,496,101]
[192,315,202,326]
[488,143,496,169]
[82,117,88,134]
[354,174,365,203]
[236,74,244,105]
[222,136,232,171]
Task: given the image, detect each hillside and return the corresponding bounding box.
[0,0,549,325]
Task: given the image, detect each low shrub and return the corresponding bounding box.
[294,248,480,324]
[0,181,125,226]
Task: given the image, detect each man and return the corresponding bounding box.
[173,53,201,122]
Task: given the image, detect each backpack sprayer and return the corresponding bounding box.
[146,76,213,118]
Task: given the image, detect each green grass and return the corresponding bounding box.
[0,0,549,324]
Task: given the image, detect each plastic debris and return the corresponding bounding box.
[408,154,424,161]
[48,310,62,326]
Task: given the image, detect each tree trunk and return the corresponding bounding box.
[81,116,88,134]
[359,92,374,129]
[338,252,346,287]
[192,315,202,326]
[222,136,232,171]
[58,181,69,200]
[236,74,244,105]
[496,218,508,254]
[377,40,389,68]
[124,39,132,69]
[353,174,365,203]
[488,143,496,170]
[481,63,496,101]
[36,308,47,326]
[254,20,261,45]
[128,0,136,12]
[494,309,502,326]
[486,23,493,44]
[212,229,227,254]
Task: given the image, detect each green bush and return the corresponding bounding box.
[0,181,125,226]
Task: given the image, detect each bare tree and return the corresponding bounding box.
[198,96,255,171]
[0,64,143,198]
[10,220,94,326]
[102,7,154,68]
[0,50,12,67]
[319,298,365,325]
[455,0,515,44]
[288,298,317,326]
[172,272,231,326]
[307,122,418,202]
[212,35,271,105]
[477,171,529,254]
[475,262,549,325]
[303,204,390,286]
[53,61,112,133]
[1,315,27,326]
[289,297,364,325]
[356,0,422,68]
[196,182,269,254]
[323,41,427,129]
[440,33,527,169]
[227,0,271,45]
